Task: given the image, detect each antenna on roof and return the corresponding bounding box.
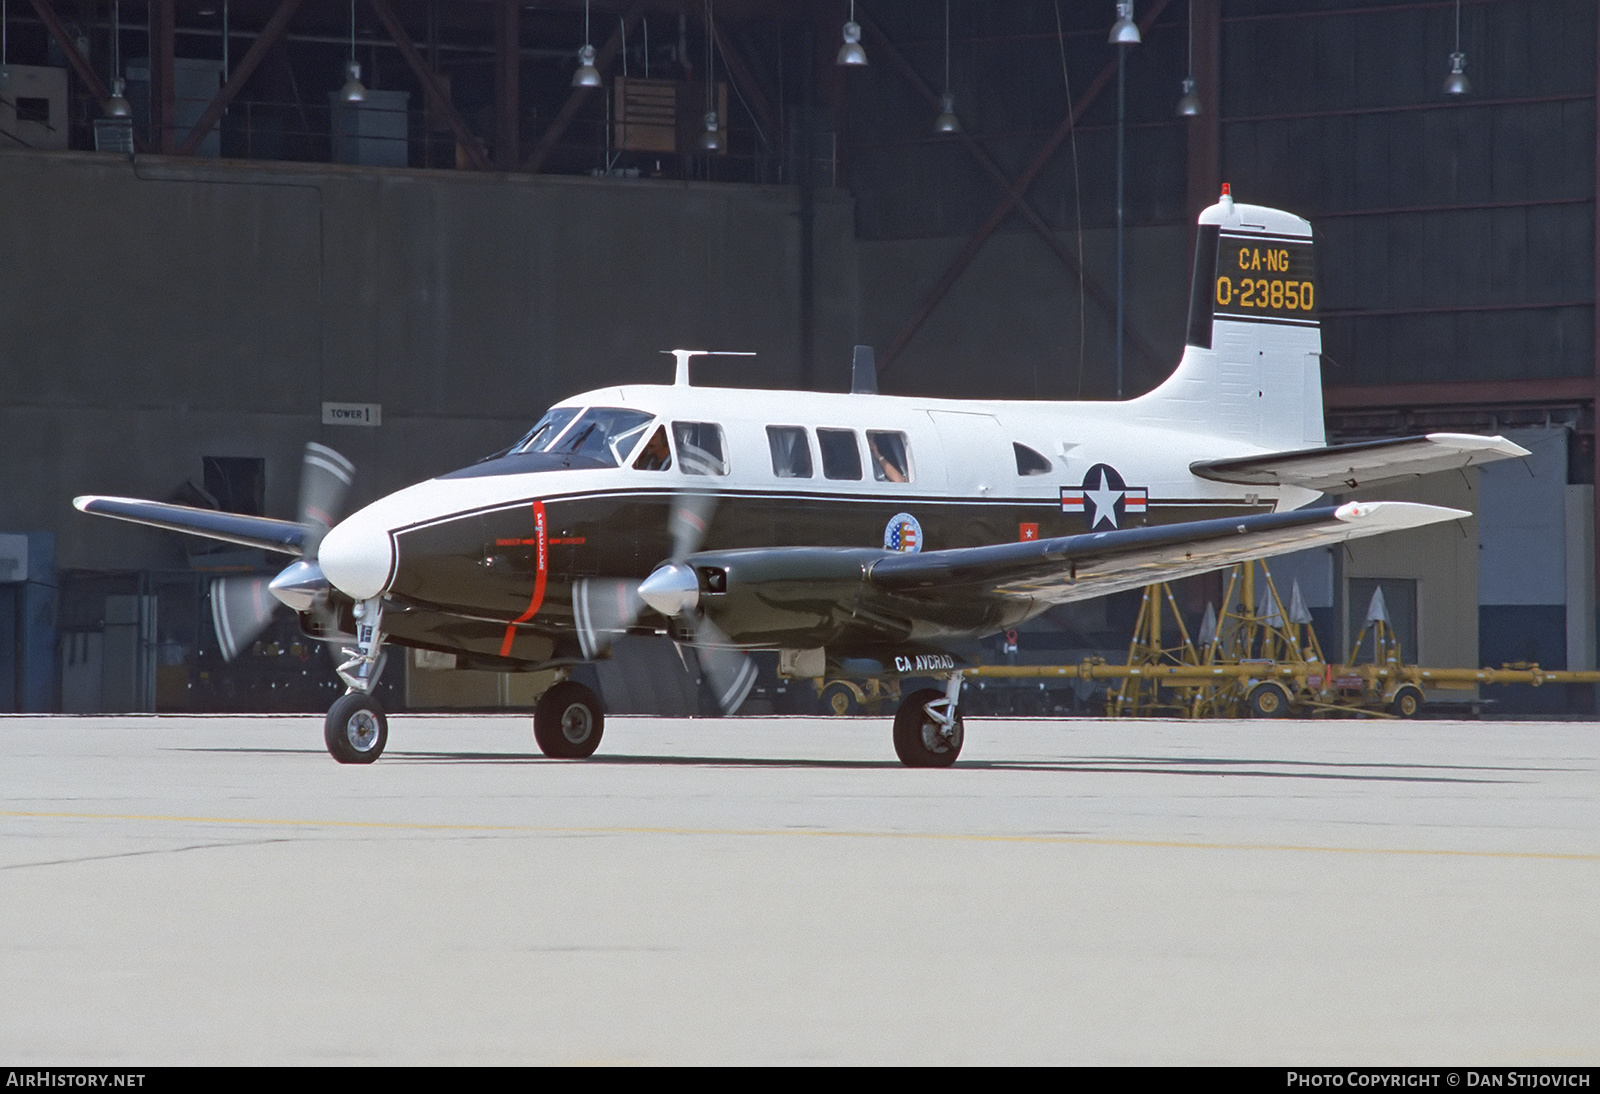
[850,345,878,394]
[664,349,757,386]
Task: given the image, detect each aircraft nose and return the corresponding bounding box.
[317,516,395,602]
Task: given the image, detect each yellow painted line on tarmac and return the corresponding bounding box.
[3,809,1597,862]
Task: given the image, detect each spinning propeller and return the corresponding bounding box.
[573,491,756,715]
[209,443,355,661]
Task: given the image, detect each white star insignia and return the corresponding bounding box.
[1083,468,1125,529]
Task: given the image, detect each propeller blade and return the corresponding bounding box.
[691,616,757,716]
[573,577,645,659]
[298,443,355,553]
[210,575,279,662]
[669,491,717,562]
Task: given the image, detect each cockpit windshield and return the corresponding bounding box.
[509,407,655,468]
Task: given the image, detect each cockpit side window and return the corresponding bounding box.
[767,426,813,478]
[672,421,729,476]
[510,407,580,455]
[817,428,862,481]
[1013,442,1053,476]
[633,425,673,471]
[866,431,911,483]
[511,407,654,468]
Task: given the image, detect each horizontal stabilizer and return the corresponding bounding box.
[1190,433,1529,492]
[74,495,311,556]
[869,501,1466,608]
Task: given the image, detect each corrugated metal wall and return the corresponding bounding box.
[1221,0,1597,388]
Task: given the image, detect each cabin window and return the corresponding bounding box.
[866,431,911,483]
[767,426,813,478]
[672,421,729,475]
[1013,443,1053,476]
[633,425,673,471]
[817,428,862,481]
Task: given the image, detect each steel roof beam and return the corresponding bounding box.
[367,0,492,172]
[177,0,306,158]
[496,0,521,170]
[877,0,1171,374]
[858,12,1165,384]
[26,0,146,153]
[150,0,175,153]
[689,3,778,147]
[524,0,648,173]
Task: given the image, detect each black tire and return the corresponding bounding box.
[534,681,605,759]
[325,692,388,764]
[821,681,860,717]
[1390,685,1424,719]
[1247,682,1290,718]
[892,687,963,768]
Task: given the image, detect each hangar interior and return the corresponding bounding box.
[0,0,1595,715]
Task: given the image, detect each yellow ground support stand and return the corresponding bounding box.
[969,559,1600,718]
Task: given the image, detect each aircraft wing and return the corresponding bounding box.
[1189,433,1529,492]
[867,501,1463,608]
[74,495,311,556]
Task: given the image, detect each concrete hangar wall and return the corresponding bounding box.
[0,149,872,712]
[0,148,859,574]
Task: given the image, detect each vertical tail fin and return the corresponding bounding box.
[1136,188,1324,450]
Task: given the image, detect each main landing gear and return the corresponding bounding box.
[533,680,605,759]
[892,673,965,768]
[324,598,390,764]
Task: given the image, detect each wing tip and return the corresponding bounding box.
[1422,432,1533,459]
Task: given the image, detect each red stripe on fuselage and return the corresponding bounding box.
[499,500,548,657]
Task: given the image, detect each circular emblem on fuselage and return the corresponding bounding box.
[884,512,922,553]
[1060,463,1148,531]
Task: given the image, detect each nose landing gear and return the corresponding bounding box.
[323,598,390,764]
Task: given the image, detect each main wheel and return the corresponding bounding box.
[534,681,605,759]
[821,681,861,717]
[892,688,963,768]
[1390,685,1424,719]
[325,692,388,764]
[1247,682,1291,718]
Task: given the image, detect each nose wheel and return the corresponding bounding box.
[325,691,388,763]
[323,596,390,764]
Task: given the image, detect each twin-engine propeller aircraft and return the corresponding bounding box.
[76,189,1527,766]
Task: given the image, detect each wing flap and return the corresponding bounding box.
[1190,433,1529,491]
[74,495,311,556]
[869,501,1465,607]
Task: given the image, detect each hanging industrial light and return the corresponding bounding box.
[1109,0,1140,46]
[933,0,959,133]
[1443,0,1470,96]
[699,2,720,151]
[1176,0,1200,116]
[573,0,601,87]
[105,0,132,116]
[837,0,867,66]
[339,0,365,102]
[1176,76,1201,117]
